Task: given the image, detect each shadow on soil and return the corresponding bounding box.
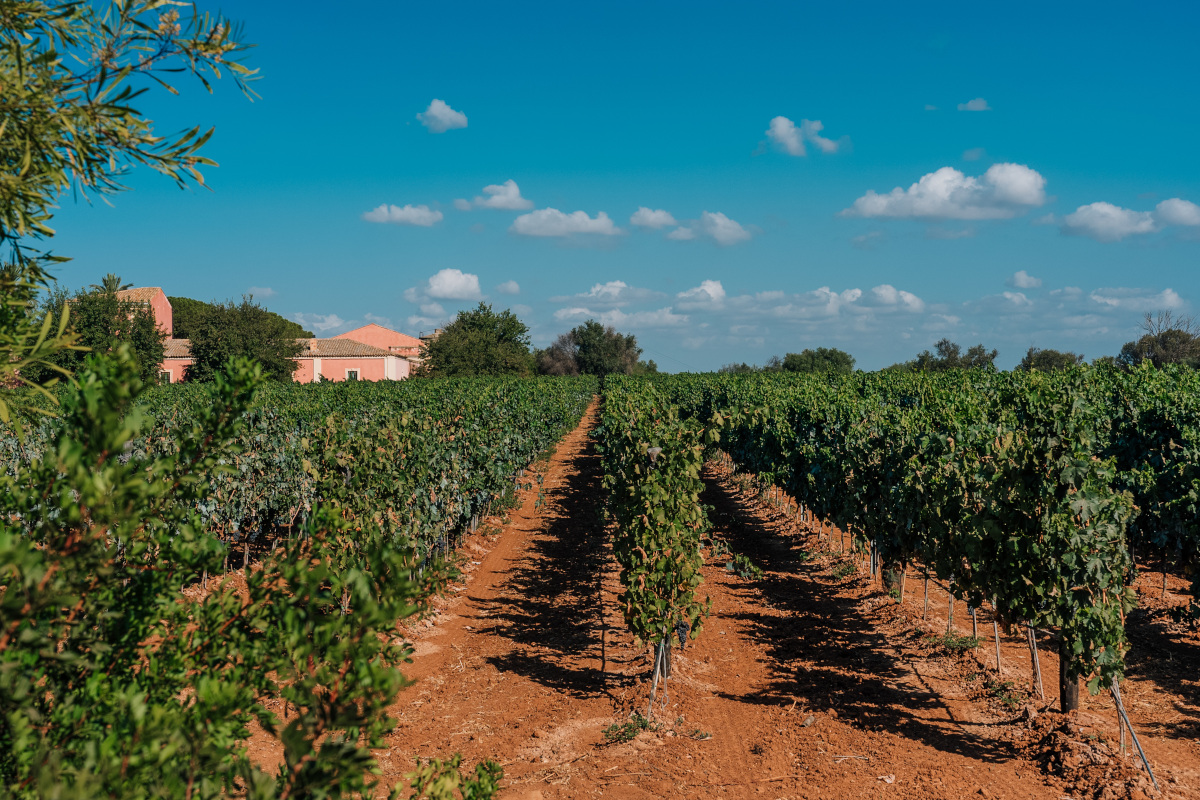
[1125,607,1200,740]
[701,464,1024,765]
[476,426,631,699]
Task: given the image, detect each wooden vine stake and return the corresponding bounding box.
[1111,677,1159,792]
[992,596,1002,675]
[1026,625,1044,701]
[923,572,929,621]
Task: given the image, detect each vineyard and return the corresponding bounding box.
[3,361,1199,798]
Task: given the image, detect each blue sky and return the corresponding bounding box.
[49,0,1200,370]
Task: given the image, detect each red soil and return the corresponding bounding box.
[361,405,1198,799]
[261,401,1200,798]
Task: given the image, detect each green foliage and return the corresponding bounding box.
[404,755,504,800]
[781,347,855,375]
[1018,346,1085,371]
[646,367,1173,695]
[420,303,534,378]
[596,377,711,652]
[601,713,654,744]
[1117,312,1200,368]
[169,295,313,340]
[538,319,656,376]
[925,632,982,652]
[1,0,254,418]
[0,355,592,797]
[725,552,762,579]
[912,338,998,371]
[22,282,165,385]
[186,296,306,383]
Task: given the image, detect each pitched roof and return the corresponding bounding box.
[164,339,192,358]
[162,337,402,361]
[300,338,397,358]
[115,287,167,304]
[333,323,423,348]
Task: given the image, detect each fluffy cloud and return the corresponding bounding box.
[495,280,520,295]
[701,211,752,245]
[453,198,472,211]
[958,97,991,111]
[766,116,840,156]
[1001,291,1033,307]
[630,207,677,229]
[1058,197,1200,241]
[473,179,533,210]
[842,163,1047,220]
[676,280,726,310]
[962,147,986,162]
[362,203,443,226]
[551,280,664,308]
[290,313,348,333]
[1060,203,1157,242]
[1089,287,1183,311]
[510,208,621,237]
[1156,198,1200,227]
[426,268,482,300]
[417,99,467,133]
[405,269,482,304]
[1008,270,1042,289]
[553,306,689,328]
[420,302,446,317]
[247,286,276,298]
[666,227,696,241]
[870,284,925,312]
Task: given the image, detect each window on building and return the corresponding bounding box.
[159,370,172,384]
[346,369,359,381]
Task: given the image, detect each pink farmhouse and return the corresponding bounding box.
[120,288,419,383]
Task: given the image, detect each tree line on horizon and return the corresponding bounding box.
[24,286,1200,385]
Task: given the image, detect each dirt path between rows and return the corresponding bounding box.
[377,402,1195,799]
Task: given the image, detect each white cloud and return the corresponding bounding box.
[247,286,276,298]
[495,280,520,295]
[1156,198,1200,227]
[842,163,1047,220]
[924,104,938,111]
[551,280,664,308]
[453,198,472,211]
[630,207,677,229]
[962,147,986,161]
[1008,270,1042,289]
[765,116,841,156]
[417,99,467,133]
[666,227,696,241]
[676,280,726,310]
[362,203,444,226]
[957,97,991,111]
[801,119,839,154]
[553,306,689,328]
[291,313,348,333]
[1061,202,1157,242]
[1001,291,1033,307]
[425,268,482,300]
[1089,287,1183,311]
[510,208,621,237]
[420,301,446,316]
[766,116,804,156]
[473,179,533,210]
[870,284,925,312]
[701,211,752,245]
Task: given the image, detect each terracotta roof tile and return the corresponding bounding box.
[115,287,166,304]
[162,338,403,361]
[164,339,192,358]
[301,339,397,358]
